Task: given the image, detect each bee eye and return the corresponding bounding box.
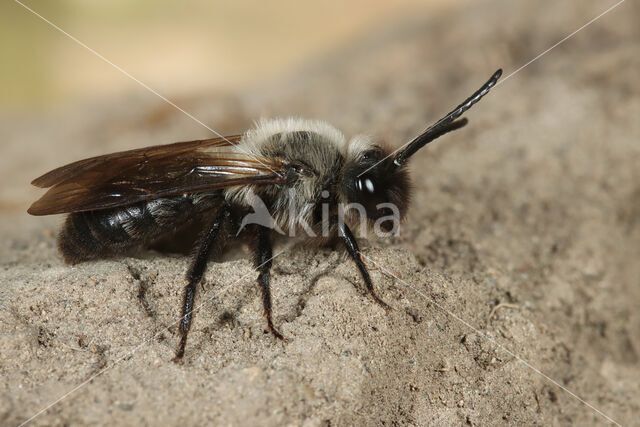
[356,177,375,194]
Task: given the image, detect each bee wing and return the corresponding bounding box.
[28,136,288,215]
[31,135,243,188]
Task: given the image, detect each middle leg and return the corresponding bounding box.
[250,225,286,341]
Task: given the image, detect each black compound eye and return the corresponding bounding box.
[356,177,376,194]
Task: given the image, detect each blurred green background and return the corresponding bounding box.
[1,0,458,113]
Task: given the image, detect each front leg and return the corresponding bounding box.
[174,203,230,361]
[337,221,391,312]
[251,225,286,341]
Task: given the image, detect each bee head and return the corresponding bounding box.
[341,68,503,232]
[343,146,410,232]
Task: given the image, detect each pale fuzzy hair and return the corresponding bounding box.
[225,118,381,225]
[236,117,345,155]
[235,117,374,160]
[346,134,377,160]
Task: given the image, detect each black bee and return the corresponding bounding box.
[29,69,502,360]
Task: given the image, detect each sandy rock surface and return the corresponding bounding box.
[1,1,639,425]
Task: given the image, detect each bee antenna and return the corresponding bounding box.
[393,68,502,168]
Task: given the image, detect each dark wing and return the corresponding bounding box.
[31,135,242,188]
[28,135,289,215]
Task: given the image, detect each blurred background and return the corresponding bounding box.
[2,1,639,425]
[1,0,460,114]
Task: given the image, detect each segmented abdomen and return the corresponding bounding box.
[58,195,218,263]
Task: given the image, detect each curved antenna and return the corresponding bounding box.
[393,68,502,168]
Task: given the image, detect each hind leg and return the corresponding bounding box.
[174,203,231,361]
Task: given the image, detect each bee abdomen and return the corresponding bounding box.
[58,196,210,264]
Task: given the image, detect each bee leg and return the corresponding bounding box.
[251,225,286,341]
[173,203,230,361]
[337,221,391,312]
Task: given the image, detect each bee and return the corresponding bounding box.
[29,69,502,360]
